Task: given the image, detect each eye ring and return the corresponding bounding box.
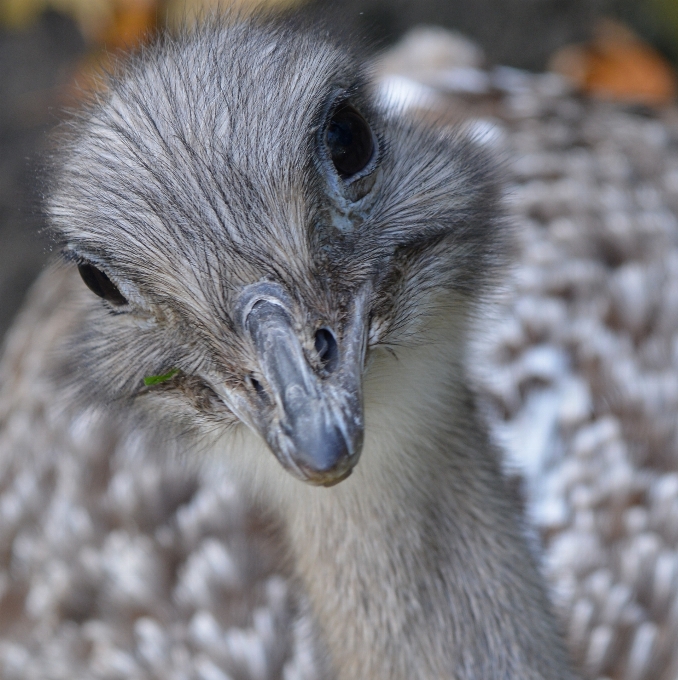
[324,101,376,182]
[77,262,128,306]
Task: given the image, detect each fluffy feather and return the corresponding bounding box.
[44,14,577,680]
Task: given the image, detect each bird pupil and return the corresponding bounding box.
[77,263,128,306]
[327,119,353,149]
[325,104,374,180]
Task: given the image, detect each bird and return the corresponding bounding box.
[22,13,580,680]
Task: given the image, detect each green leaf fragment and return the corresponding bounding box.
[144,368,180,386]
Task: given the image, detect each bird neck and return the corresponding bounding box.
[219,309,575,680]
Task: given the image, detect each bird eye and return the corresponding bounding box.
[77,263,128,306]
[325,103,375,180]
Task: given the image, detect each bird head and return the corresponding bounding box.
[48,18,503,486]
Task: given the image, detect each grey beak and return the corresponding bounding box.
[240,283,366,486]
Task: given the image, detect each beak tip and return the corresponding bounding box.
[273,425,363,487]
[321,466,354,487]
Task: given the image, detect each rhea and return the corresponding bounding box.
[46,17,578,680]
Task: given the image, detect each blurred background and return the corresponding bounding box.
[0,0,677,340]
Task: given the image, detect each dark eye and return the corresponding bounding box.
[77,263,128,306]
[325,103,375,180]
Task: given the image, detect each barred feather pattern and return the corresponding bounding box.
[475,84,678,680]
[2,20,678,680]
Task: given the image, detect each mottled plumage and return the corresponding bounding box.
[43,14,578,680]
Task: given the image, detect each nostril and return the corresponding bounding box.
[248,375,265,396]
[314,328,339,374]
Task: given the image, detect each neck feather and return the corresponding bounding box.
[215,308,575,680]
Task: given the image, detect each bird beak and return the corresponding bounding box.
[238,283,367,486]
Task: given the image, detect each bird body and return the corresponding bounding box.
[32,14,578,680]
